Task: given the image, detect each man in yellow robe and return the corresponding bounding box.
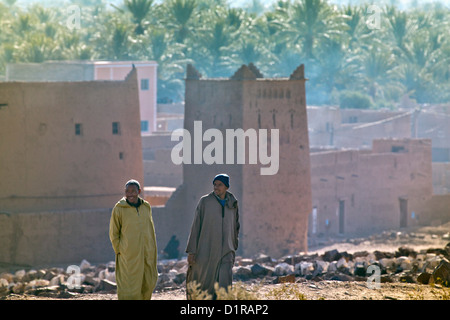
[109,179,158,300]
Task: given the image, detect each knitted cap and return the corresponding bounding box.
[213,174,230,188]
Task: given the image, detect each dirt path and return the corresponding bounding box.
[5,279,449,300]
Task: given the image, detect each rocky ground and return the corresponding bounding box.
[1,222,450,301]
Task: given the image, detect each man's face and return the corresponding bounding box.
[213,180,228,199]
[125,184,140,204]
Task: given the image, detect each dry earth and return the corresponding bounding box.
[3,223,450,301]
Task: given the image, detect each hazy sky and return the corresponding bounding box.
[229,0,450,9]
[13,0,450,10]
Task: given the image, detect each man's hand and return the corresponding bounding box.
[187,253,196,265]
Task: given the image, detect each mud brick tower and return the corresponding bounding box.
[160,63,312,258]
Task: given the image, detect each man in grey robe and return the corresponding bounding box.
[186,173,240,299]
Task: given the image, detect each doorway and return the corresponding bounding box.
[311,207,317,235]
[399,197,408,228]
[339,200,345,234]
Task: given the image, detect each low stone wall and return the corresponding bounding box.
[0,206,175,268]
[0,209,115,267]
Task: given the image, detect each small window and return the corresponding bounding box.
[141,120,149,132]
[392,146,405,153]
[119,152,124,160]
[75,123,83,136]
[326,122,334,133]
[141,79,149,91]
[349,116,358,123]
[112,122,121,135]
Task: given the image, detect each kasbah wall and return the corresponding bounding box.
[0,68,143,266]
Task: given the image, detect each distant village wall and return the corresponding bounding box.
[310,138,433,237]
[307,107,412,148]
[6,62,95,81]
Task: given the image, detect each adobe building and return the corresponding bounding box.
[0,68,142,265]
[309,138,434,238]
[307,106,412,148]
[415,105,450,194]
[0,67,143,213]
[307,105,450,201]
[142,103,184,188]
[152,63,312,258]
[6,60,158,134]
[155,102,184,132]
[142,133,183,188]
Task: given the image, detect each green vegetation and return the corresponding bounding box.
[339,90,373,109]
[0,0,449,106]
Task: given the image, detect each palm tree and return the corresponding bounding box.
[398,25,447,102]
[13,13,33,36]
[252,5,293,77]
[148,29,167,62]
[111,22,131,59]
[385,5,416,60]
[235,38,271,67]
[124,0,153,35]
[167,0,197,44]
[145,26,191,102]
[190,6,245,77]
[359,45,403,101]
[341,5,368,51]
[17,34,57,63]
[0,2,14,73]
[284,0,348,60]
[1,0,448,105]
[243,0,266,16]
[200,18,233,76]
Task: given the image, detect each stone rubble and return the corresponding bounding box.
[1,233,449,299]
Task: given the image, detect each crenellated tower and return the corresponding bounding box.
[160,63,312,258]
